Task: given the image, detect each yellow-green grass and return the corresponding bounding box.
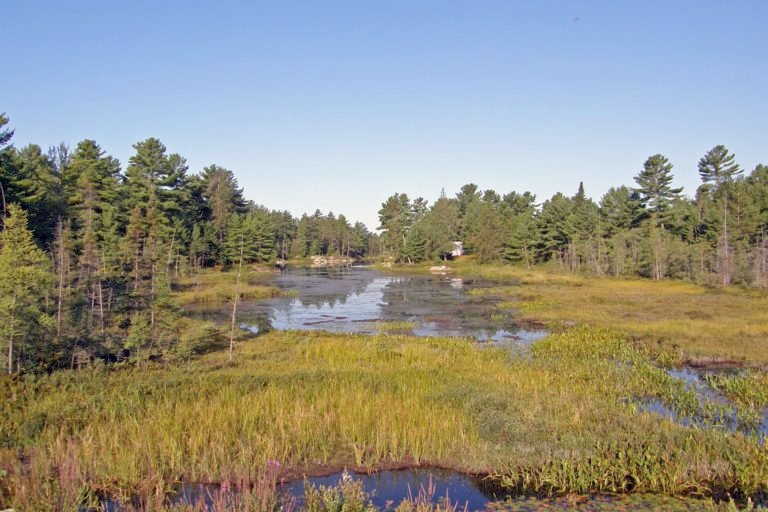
[173,267,286,306]
[2,329,768,509]
[451,259,768,365]
[372,321,418,333]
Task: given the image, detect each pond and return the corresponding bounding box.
[196,266,546,344]
[105,468,720,511]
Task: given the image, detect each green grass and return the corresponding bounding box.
[173,267,287,306]
[3,261,768,509]
[373,321,418,333]
[3,328,768,509]
[449,259,768,365]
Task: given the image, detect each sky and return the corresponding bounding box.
[3,1,767,230]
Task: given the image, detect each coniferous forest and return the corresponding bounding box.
[378,153,768,286]
[1,110,767,374]
[0,112,376,374]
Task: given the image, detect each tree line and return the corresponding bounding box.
[379,149,768,287]
[0,112,375,373]
[2,107,767,373]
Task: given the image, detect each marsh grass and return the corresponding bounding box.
[173,268,286,306]
[3,328,768,509]
[451,260,768,364]
[4,261,768,509]
[373,321,418,333]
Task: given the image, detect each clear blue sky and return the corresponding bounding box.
[3,1,767,229]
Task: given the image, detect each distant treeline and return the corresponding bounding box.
[378,150,768,287]
[0,112,376,373]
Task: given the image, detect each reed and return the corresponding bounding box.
[3,328,768,509]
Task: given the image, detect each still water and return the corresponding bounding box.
[117,468,714,511]
[218,266,546,343]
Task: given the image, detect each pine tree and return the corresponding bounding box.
[535,193,574,265]
[0,113,16,221]
[11,144,65,245]
[0,204,55,373]
[401,221,427,263]
[65,139,122,233]
[378,193,412,258]
[464,199,503,263]
[633,154,683,223]
[698,145,742,285]
[200,164,246,248]
[421,193,459,261]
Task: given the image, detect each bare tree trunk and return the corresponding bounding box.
[98,281,105,336]
[56,219,65,338]
[133,243,141,291]
[166,229,176,289]
[722,192,730,286]
[229,233,245,363]
[7,296,16,374]
[89,290,97,331]
[150,261,156,334]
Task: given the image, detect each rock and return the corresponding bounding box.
[310,255,354,267]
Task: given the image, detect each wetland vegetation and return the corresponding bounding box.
[1,111,768,510]
[3,263,768,510]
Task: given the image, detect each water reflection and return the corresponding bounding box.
[199,266,545,343]
[282,468,496,510]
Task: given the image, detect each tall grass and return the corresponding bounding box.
[3,328,768,509]
[173,268,285,306]
[4,261,768,508]
[450,260,768,364]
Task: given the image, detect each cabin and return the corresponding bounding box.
[440,241,464,261]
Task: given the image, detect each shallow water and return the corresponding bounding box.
[638,367,768,437]
[195,266,546,344]
[108,468,721,511]
[282,468,496,510]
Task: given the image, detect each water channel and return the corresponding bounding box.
[196,265,546,344]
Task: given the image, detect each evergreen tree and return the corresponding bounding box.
[0,113,15,220]
[535,193,574,265]
[633,154,683,223]
[271,210,296,260]
[501,192,537,267]
[10,144,65,245]
[566,182,603,274]
[378,193,412,258]
[0,204,55,373]
[200,164,246,246]
[464,197,503,263]
[401,221,427,263]
[420,192,459,261]
[125,138,187,223]
[65,139,122,232]
[224,209,275,264]
[599,186,641,236]
[698,145,742,285]
[350,221,370,258]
